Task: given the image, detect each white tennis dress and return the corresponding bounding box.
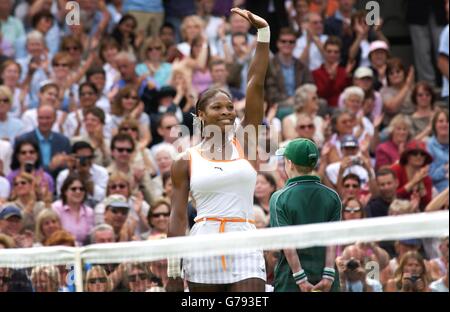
[183,138,266,284]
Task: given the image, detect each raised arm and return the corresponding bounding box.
[231,8,270,128]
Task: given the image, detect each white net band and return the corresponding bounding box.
[0,211,447,268]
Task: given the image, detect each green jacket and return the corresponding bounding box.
[269,175,342,292]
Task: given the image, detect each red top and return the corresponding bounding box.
[312,64,350,107]
[391,163,432,211]
[375,140,400,170]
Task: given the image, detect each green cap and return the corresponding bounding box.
[275,138,319,167]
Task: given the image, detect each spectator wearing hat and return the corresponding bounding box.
[0,205,23,237]
[427,109,449,193]
[51,174,95,246]
[347,11,388,70]
[391,140,433,211]
[56,141,109,206]
[368,40,389,91]
[95,172,151,237]
[270,138,341,292]
[324,135,373,191]
[103,194,134,242]
[0,204,33,248]
[338,67,383,121]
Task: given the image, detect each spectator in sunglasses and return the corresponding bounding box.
[339,173,361,202]
[52,174,94,245]
[103,194,134,242]
[118,118,158,178]
[124,262,154,292]
[56,140,108,206]
[72,107,112,167]
[391,140,433,211]
[108,133,158,207]
[111,86,152,149]
[282,84,325,146]
[266,28,312,114]
[85,265,111,292]
[136,37,172,88]
[342,197,364,221]
[145,198,171,239]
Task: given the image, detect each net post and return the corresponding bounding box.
[74,249,83,292]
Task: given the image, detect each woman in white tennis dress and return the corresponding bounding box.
[167,8,270,292]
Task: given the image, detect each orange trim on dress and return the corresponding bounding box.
[194,217,256,271]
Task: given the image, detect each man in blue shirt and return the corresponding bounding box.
[15,105,71,177]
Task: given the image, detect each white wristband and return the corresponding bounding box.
[167,258,181,278]
[257,26,271,43]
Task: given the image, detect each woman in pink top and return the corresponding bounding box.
[375,114,412,170]
[51,174,94,245]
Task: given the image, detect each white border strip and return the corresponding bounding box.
[0,211,448,267]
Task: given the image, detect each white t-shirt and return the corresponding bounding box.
[325,162,370,186]
[0,176,10,199]
[21,108,65,133]
[293,33,328,71]
[0,140,13,176]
